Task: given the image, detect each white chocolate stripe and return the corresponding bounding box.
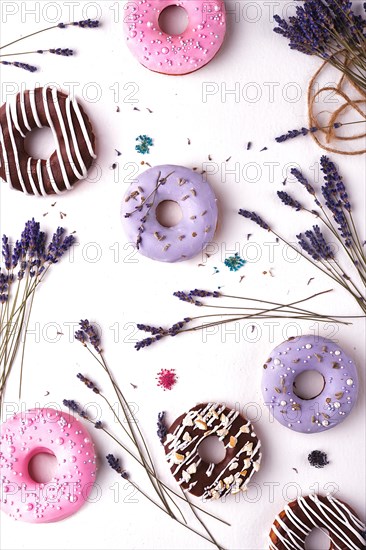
[284,504,311,536]
[10,95,26,138]
[275,514,305,548]
[71,96,96,159]
[0,123,10,180]
[328,496,366,534]
[271,524,298,550]
[52,88,84,181]
[36,159,47,197]
[42,87,69,192]
[20,91,32,131]
[26,158,41,196]
[66,97,87,177]
[29,89,42,128]
[6,101,28,194]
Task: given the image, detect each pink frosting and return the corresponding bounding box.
[0,408,97,523]
[124,0,226,75]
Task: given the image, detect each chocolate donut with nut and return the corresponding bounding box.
[164,403,262,500]
[0,86,96,196]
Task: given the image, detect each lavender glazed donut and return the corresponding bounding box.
[0,408,97,522]
[268,493,366,549]
[121,165,218,262]
[262,335,358,434]
[163,403,262,500]
[124,0,226,75]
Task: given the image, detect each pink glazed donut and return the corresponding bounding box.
[0,408,97,523]
[124,0,226,75]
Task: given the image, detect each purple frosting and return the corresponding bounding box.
[121,165,218,262]
[262,335,358,434]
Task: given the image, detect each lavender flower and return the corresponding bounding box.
[238,210,270,230]
[94,420,103,429]
[135,334,163,351]
[290,168,317,196]
[49,48,74,56]
[173,291,203,306]
[136,324,165,335]
[157,412,167,444]
[297,225,335,261]
[77,373,100,394]
[321,155,351,211]
[277,191,303,211]
[275,123,341,143]
[0,271,9,303]
[63,399,89,418]
[58,19,100,29]
[0,60,37,72]
[2,236,11,270]
[106,454,128,478]
[78,320,101,352]
[187,289,221,298]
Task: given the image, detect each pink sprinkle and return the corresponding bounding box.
[156,369,177,391]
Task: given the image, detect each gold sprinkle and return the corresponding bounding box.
[190,215,197,220]
[178,178,187,186]
[274,387,281,394]
[201,210,207,216]
[335,391,344,399]
[332,362,340,369]
[263,364,268,369]
[325,398,331,404]
[292,358,300,363]
[163,244,171,252]
[322,346,328,352]
[314,354,323,362]
[178,235,185,241]
[240,470,248,477]
[266,357,272,363]
[137,186,144,193]
[192,232,197,237]
[292,403,301,411]
[204,226,211,233]
[322,413,330,419]
[311,416,316,423]
[190,188,197,196]
[175,453,184,462]
[182,195,190,201]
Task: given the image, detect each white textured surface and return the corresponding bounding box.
[0,1,365,549]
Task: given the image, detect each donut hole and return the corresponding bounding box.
[197,436,226,465]
[158,5,189,35]
[28,451,57,483]
[24,126,55,160]
[156,200,183,227]
[293,370,325,400]
[305,528,330,549]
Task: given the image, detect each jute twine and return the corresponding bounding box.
[308,57,366,155]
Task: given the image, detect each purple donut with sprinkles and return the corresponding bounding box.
[262,335,358,434]
[121,165,218,262]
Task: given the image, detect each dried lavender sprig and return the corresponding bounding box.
[238,209,271,230]
[106,454,128,478]
[62,399,89,419]
[0,48,74,57]
[277,191,303,211]
[157,412,167,444]
[0,20,100,52]
[77,373,100,394]
[274,121,366,143]
[134,290,356,350]
[0,60,37,72]
[78,320,101,353]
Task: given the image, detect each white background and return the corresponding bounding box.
[0,1,365,549]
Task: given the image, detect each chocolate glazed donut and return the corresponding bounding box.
[0,87,96,196]
[268,493,366,549]
[164,403,262,500]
